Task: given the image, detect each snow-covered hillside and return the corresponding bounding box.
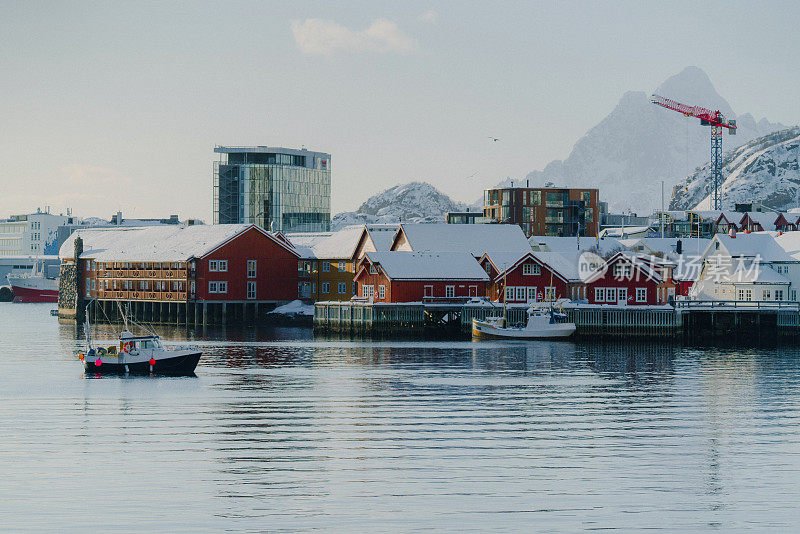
[670,127,800,211]
[522,66,785,214]
[331,182,468,231]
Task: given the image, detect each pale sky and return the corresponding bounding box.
[1,1,798,221]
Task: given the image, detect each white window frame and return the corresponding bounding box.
[338,282,346,294]
[606,288,616,303]
[516,287,526,301]
[247,281,256,300]
[636,287,647,302]
[85,278,91,297]
[322,261,330,273]
[763,289,771,301]
[369,264,377,275]
[247,260,257,278]
[363,285,374,299]
[595,287,605,302]
[322,282,330,294]
[776,290,784,301]
[424,285,433,297]
[209,281,218,293]
[378,285,386,299]
[505,286,514,301]
[522,263,541,275]
[338,261,346,272]
[445,285,455,298]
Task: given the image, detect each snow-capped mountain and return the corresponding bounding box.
[523,66,786,214]
[670,127,800,211]
[331,182,468,231]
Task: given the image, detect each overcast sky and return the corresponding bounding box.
[1,0,798,221]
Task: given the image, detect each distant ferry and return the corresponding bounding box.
[6,261,58,303]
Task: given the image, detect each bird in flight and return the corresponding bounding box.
[488,136,499,142]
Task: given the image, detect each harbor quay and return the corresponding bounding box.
[314,299,800,340]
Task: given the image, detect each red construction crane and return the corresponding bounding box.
[651,94,737,210]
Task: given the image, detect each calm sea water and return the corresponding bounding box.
[1,303,799,531]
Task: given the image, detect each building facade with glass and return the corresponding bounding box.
[483,187,599,237]
[213,146,331,233]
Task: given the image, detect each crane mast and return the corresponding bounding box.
[651,94,737,210]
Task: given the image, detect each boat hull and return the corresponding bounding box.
[84,351,202,376]
[8,282,58,303]
[472,318,576,340]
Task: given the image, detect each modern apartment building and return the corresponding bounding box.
[213,146,331,233]
[483,187,599,237]
[0,209,73,257]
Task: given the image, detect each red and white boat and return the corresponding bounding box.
[6,262,58,303]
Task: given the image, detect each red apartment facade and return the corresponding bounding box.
[586,252,677,306]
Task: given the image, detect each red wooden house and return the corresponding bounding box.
[478,251,584,303]
[192,225,300,302]
[354,251,489,303]
[586,252,677,305]
[68,224,300,305]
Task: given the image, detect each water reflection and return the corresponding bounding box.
[3,303,800,531]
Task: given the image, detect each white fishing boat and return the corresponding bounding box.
[472,303,576,340]
[78,303,201,376]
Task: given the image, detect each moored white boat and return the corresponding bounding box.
[472,305,576,340]
[80,331,202,376]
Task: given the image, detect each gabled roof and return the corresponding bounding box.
[707,233,795,262]
[286,226,366,260]
[742,211,779,230]
[59,224,298,261]
[360,251,489,281]
[392,223,531,257]
[365,225,397,252]
[480,251,581,282]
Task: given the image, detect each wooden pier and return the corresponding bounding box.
[80,298,286,327]
[316,300,800,339]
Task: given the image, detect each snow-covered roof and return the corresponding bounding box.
[529,235,624,255]
[394,223,531,257]
[286,226,365,259]
[774,232,800,260]
[362,251,489,281]
[710,233,796,262]
[533,251,580,281]
[717,265,791,285]
[599,226,651,238]
[743,211,779,229]
[365,225,397,252]
[622,237,711,257]
[59,224,296,261]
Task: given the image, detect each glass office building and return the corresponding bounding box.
[213,146,331,233]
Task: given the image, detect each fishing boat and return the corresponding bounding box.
[6,260,58,303]
[79,303,201,376]
[472,303,576,340]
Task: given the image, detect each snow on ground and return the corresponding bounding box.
[270,300,314,316]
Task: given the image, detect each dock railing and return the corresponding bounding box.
[675,300,800,311]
